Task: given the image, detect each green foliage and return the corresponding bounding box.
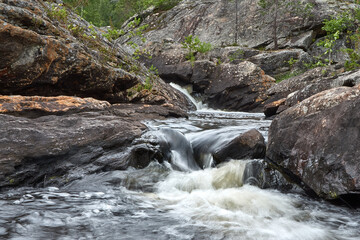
[149,65,159,75]
[103,28,125,41]
[287,57,298,68]
[63,0,181,28]
[303,56,327,69]
[67,23,85,37]
[344,48,360,70]
[47,3,68,23]
[182,35,212,62]
[317,5,360,70]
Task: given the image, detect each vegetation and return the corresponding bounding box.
[316,6,360,70]
[47,3,68,22]
[182,35,213,63]
[63,0,181,28]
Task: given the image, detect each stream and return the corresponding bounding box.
[0,87,359,240]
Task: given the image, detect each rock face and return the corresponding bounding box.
[267,85,360,202]
[264,68,360,117]
[0,0,191,109]
[121,0,343,49]
[0,0,193,189]
[139,42,275,111]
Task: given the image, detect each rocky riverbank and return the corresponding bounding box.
[1,0,360,206]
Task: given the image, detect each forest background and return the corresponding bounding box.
[63,0,181,28]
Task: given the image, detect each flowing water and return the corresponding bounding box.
[0,90,359,239]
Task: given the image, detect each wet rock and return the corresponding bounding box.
[213,129,266,164]
[0,101,188,189]
[263,98,286,118]
[0,0,190,109]
[140,128,200,171]
[267,85,360,201]
[243,160,302,193]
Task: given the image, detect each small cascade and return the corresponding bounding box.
[146,128,200,171]
[170,83,208,110]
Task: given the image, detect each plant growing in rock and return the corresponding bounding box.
[182,35,212,63]
[103,28,125,41]
[318,5,360,70]
[47,3,68,23]
[258,0,313,49]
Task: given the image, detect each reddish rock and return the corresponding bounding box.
[0,0,191,109]
[0,95,110,115]
[263,98,286,118]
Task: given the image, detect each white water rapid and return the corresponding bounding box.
[0,86,358,240]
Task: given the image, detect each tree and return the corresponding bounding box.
[258,0,313,49]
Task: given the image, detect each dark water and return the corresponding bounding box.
[0,110,359,240]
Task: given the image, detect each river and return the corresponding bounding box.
[0,88,359,240]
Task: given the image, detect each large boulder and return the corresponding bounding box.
[0,0,191,109]
[0,100,186,189]
[266,84,360,203]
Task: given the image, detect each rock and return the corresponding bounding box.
[264,68,360,117]
[120,0,342,49]
[0,98,188,189]
[204,61,275,111]
[141,43,276,111]
[266,31,316,51]
[266,85,360,202]
[263,98,286,118]
[140,128,200,171]
[243,159,302,193]
[213,129,266,164]
[0,0,191,109]
[0,95,110,116]
[247,49,312,76]
[309,37,350,64]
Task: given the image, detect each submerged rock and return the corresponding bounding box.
[213,129,266,164]
[267,85,360,203]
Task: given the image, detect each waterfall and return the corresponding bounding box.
[170,83,208,110]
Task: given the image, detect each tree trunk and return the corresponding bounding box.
[235,0,238,45]
[273,0,279,50]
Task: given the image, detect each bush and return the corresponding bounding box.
[182,35,212,62]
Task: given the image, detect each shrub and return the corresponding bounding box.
[182,35,212,62]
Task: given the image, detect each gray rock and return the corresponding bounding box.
[267,84,360,202]
[213,129,266,164]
